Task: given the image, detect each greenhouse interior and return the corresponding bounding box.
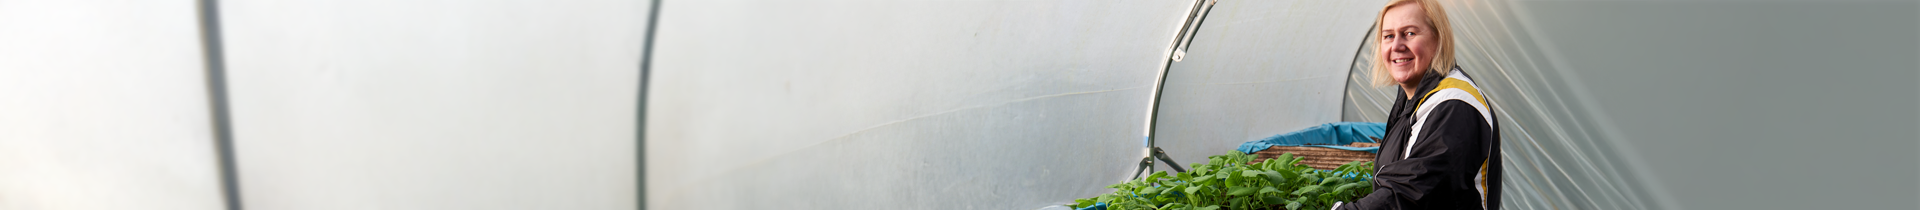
[3,0,1915,209]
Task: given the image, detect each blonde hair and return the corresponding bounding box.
[1370,0,1455,86]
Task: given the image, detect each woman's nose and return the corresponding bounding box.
[1392,43,1409,52]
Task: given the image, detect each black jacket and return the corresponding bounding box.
[1338,67,1502,210]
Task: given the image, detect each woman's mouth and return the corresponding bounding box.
[1392,58,1412,64]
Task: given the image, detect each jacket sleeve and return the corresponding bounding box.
[1338,101,1491,210]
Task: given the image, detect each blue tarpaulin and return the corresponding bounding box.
[1235,122,1386,154]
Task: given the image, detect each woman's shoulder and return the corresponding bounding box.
[1416,67,1494,123]
[1418,68,1489,108]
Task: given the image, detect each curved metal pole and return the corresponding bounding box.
[1135,0,1217,180]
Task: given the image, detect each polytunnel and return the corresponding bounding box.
[647,0,1914,209]
[2,0,1914,210]
[650,0,1676,209]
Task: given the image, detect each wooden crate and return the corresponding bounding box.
[1249,143,1377,170]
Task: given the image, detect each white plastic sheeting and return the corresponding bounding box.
[1348,0,1918,209]
[1150,0,1386,172]
[0,1,227,209]
[219,1,645,209]
[645,1,1193,209]
[1493,1,1916,209]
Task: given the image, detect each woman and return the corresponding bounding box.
[1334,0,1502,209]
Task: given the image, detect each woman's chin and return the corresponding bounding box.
[1392,67,1429,84]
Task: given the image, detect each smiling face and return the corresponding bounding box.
[1379,2,1435,86]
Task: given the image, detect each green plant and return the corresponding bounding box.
[1071,151,1374,210]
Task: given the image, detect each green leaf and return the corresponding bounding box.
[1139,187,1161,195]
[1224,168,1244,186]
[1124,202,1154,210]
[1195,205,1221,210]
[1227,187,1257,196]
[1258,186,1280,194]
[1241,170,1263,177]
[1334,182,1364,194]
[1263,195,1286,205]
[1264,171,1289,185]
[1293,185,1323,196]
[1184,184,1202,196]
[1155,202,1174,209]
[1285,201,1302,210]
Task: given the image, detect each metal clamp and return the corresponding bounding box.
[1129,147,1188,180]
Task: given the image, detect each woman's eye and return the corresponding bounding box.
[1383,34,1394,39]
[1404,32,1415,36]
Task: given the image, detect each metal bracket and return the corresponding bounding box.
[1169,0,1218,62]
[1129,147,1189,180]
